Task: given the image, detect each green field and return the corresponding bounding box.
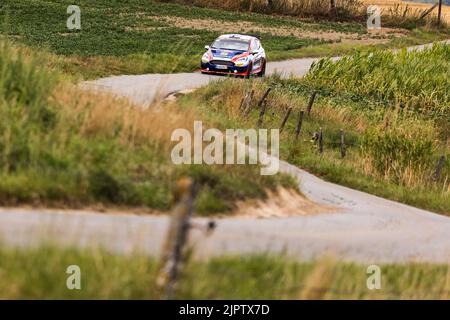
[185,44,450,215]
[1,0,448,79]
[1,244,449,299]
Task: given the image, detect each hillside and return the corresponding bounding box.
[0,0,448,79]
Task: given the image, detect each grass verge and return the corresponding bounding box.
[1,244,449,299]
[184,43,450,215]
[0,40,297,215]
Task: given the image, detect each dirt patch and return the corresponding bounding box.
[127,15,406,44]
[230,188,335,219]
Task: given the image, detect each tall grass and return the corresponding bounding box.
[380,3,449,29]
[187,72,449,214]
[1,244,450,299]
[306,44,450,122]
[163,0,365,19]
[0,40,296,212]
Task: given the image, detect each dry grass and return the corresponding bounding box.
[166,0,365,19]
[51,85,197,149]
[188,75,449,214]
[364,0,450,23]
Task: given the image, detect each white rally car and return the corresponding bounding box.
[201,34,266,78]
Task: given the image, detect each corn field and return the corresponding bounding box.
[306,44,450,121]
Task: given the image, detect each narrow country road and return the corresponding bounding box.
[82,40,450,106]
[81,57,323,106]
[1,40,449,264]
[1,158,450,263]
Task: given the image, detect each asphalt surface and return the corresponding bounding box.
[1,158,449,263]
[1,41,449,263]
[81,57,331,105]
[82,40,449,106]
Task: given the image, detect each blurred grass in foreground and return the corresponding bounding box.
[0,244,449,299]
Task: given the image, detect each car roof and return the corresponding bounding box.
[217,34,258,42]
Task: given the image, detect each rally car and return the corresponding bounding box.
[201,34,266,77]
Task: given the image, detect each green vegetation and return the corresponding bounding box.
[0,40,296,214]
[1,244,450,299]
[306,44,450,121]
[165,0,365,20]
[1,0,448,79]
[186,44,450,215]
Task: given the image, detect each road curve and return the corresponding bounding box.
[82,40,450,106]
[1,41,449,263]
[1,157,450,264]
[81,57,323,106]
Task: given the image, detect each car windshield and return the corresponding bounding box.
[211,39,249,51]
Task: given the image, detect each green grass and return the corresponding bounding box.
[1,244,449,299]
[306,43,450,121]
[185,44,450,215]
[0,40,297,214]
[1,0,448,79]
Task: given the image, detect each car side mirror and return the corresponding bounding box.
[204,45,210,51]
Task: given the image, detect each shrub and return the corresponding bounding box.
[361,124,436,186]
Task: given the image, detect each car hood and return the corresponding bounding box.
[211,48,246,60]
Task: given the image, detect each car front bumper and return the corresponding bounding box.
[201,61,250,76]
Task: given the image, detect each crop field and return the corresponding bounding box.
[364,0,450,23]
[306,43,450,121]
[0,0,448,78]
[187,43,450,215]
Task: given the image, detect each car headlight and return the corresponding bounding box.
[234,57,249,67]
[201,52,211,63]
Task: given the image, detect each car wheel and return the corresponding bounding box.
[245,62,253,79]
[257,60,266,77]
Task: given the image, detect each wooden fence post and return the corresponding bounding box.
[295,110,305,139]
[243,90,255,117]
[433,155,445,181]
[330,0,337,16]
[257,101,268,127]
[319,128,324,154]
[157,177,197,299]
[419,3,438,20]
[340,129,346,158]
[257,87,272,109]
[306,92,317,115]
[279,107,292,133]
[438,0,443,26]
[239,93,247,112]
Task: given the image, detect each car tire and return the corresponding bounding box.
[245,62,253,79]
[257,60,266,77]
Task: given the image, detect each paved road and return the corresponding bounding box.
[82,40,449,106]
[81,57,324,106]
[1,40,449,263]
[1,157,450,263]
